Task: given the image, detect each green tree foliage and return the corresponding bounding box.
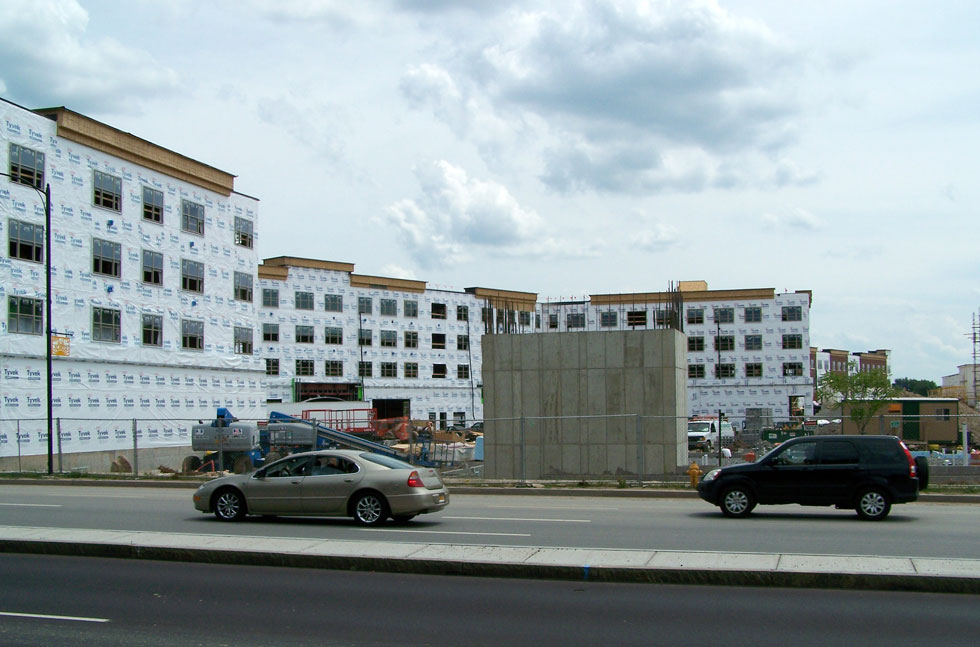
[893,377,938,397]
[816,364,900,433]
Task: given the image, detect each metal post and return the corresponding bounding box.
[0,175,53,473]
[715,311,723,468]
[44,183,53,475]
[132,419,139,476]
[56,418,62,473]
[963,423,970,467]
[16,420,22,473]
[520,415,527,485]
[718,408,724,467]
[635,414,644,487]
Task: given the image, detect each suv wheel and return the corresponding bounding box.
[914,456,929,490]
[720,485,756,518]
[855,487,891,521]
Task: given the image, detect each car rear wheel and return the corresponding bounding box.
[855,487,891,521]
[720,485,755,518]
[213,488,246,522]
[352,492,390,526]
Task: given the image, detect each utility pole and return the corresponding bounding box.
[2,172,54,473]
[715,308,724,468]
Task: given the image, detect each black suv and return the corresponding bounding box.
[697,435,921,520]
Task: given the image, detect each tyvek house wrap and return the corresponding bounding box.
[0,99,265,458]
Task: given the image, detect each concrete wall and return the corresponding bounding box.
[0,445,193,474]
[482,329,687,479]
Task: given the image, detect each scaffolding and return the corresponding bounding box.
[972,312,979,409]
[534,281,685,334]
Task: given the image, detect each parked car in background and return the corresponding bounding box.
[687,419,735,451]
[697,435,920,520]
[193,450,449,526]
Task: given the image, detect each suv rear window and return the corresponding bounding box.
[860,438,904,464]
[819,440,859,465]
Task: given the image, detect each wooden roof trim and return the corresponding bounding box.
[591,288,776,305]
[35,107,236,196]
[257,265,289,280]
[466,287,539,311]
[262,256,356,273]
[350,274,427,293]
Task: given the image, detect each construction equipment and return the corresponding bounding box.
[181,408,410,474]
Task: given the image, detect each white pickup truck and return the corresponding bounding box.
[687,419,735,451]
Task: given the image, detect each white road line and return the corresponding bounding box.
[361,529,532,537]
[6,493,171,499]
[0,611,109,623]
[0,503,62,508]
[445,516,591,523]
[482,504,620,511]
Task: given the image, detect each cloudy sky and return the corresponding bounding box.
[2,0,978,382]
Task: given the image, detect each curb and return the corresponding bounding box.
[1,537,977,595]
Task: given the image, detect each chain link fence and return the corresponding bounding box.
[0,412,977,481]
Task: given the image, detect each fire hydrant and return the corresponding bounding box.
[686,461,703,487]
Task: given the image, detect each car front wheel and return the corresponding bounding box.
[352,492,390,526]
[720,485,756,518]
[855,488,891,521]
[213,488,247,522]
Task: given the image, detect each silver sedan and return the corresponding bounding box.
[193,449,449,526]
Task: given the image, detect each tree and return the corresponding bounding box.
[893,377,938,397]
[816,363,900,434]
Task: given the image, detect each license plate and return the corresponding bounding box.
[434,493,446,504]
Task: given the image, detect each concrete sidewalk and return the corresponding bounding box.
[1,525,977,594]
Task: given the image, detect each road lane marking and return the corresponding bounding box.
[5,492,175,499]
[0,503,62,508]
[0,611,109,623]
[483,504,620,511]
[445,516,591,523]
[361,529,532,537]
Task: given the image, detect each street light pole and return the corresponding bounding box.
[716,310,723,468]
[44,182,53,474]
[2,173,54,474]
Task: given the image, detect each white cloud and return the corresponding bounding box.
[245,0,361,25]
[378,264,419,281]
[636,224,680,252]
[255,94,347,164]
[762,207,823,231]
[406,0,806,195]
[399,64,466,130]
[381,161,544,267]
[772,158,819,187]
[0,0,178,114]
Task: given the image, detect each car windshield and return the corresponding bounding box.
[358,453,415,470]
[689,422,711,433]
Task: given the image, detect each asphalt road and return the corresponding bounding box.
[0,484,978,559]
[0,554,977,647]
